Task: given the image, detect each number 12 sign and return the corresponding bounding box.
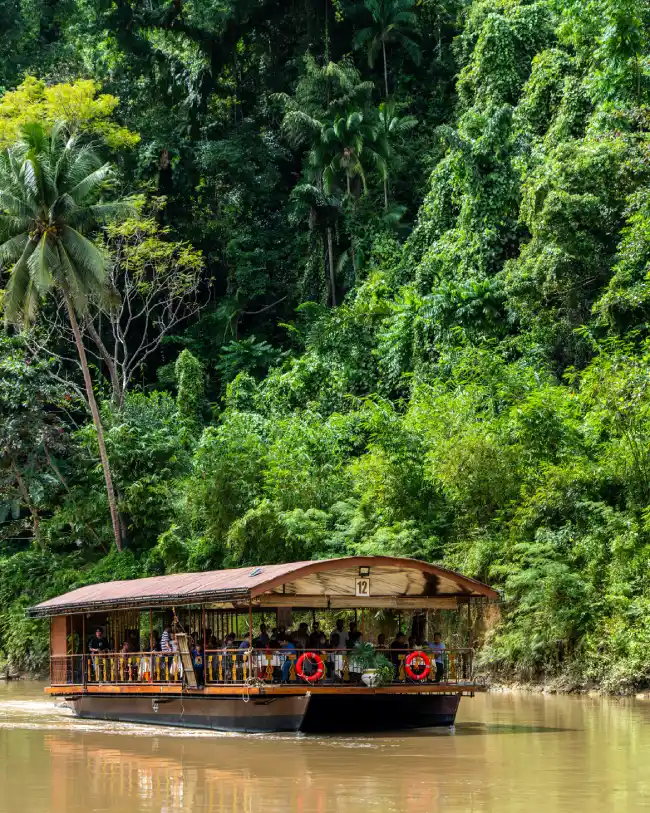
[355,577,371,597]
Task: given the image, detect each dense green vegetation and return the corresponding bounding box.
[2,0,650,690]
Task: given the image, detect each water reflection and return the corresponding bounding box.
[2,683,650,813]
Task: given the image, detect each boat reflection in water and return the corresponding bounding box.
[43,727,445,813]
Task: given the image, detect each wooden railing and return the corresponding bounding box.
[50,648,474,688]
[205,648,473,686]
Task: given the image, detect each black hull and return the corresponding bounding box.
[70,694,308,733]
[302,693,460,732]
[67,692,461,734]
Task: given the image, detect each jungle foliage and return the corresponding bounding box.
[2,0,650,690]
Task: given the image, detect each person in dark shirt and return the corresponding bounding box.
[89,628,109,653]
[254,624,270,648]
[88,628,109,682]
[390,632,409,674]
[192,642,204,687]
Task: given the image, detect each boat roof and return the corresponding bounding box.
[27,555,499,617]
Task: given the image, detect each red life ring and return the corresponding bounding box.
[405,650,431,681]
[295,652,325,683]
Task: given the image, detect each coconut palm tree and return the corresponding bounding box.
[0,122,132,552]
[354,0,422,99]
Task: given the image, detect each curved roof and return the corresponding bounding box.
[27,555,498,617]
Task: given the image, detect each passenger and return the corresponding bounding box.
[278,634,297,683]
[390,632,409,672]
[429,632,446,682]
[151,630,161,652]
[294,622,310,650]
[308,621,322,648]
[170,634,183,681]
[348,621,361,647]
[160,624,172,652]
[209,634,218,649]
[89,627,110,655]
[255,624,270,647]
[192,641,204,687]
[329,633,343,679]
[376,633,387,650]
[330,619,348,650]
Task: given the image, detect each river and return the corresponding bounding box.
[1,681,649,812]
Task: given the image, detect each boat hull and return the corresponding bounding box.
[68,693,309,733]
[302,692,460,732]
[65,691,461,733]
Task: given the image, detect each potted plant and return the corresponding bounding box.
[351,640,395,687]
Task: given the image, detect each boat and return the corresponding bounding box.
[28,555,498,733]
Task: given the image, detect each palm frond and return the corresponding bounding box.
[65,163,113,206]
[3,237,39,325]
[26,233,57,296]
[59,225,109,297]
[0,233,29,266]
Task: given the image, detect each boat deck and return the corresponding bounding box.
[46,682,483,697]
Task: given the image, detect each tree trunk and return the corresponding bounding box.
[12,463,41,549]
[324,0,329,63]
[384,177,389,210]
[327,226,337,307]
[63,291,123,552]
[383,39,389,99]
[84,319,123,407]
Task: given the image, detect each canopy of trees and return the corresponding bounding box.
[2,0,650,690]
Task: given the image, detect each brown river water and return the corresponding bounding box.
[1,681,649,812]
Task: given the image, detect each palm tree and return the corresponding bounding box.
[0,122,132,552]
[354,0,422,99]
[376,101,417,209]
[318,112,387,200]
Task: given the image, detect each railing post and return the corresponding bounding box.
[265,652,273,682]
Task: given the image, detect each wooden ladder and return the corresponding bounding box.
[175,633,198,688]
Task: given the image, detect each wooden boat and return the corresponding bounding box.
[28,555,498,733]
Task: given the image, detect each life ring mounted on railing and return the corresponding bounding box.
[295,651,326,683]
[405,650,431,681]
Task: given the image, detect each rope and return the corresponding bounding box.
[242,649,265,703]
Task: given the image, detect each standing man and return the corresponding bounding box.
[429,631,446,682]
[88,627,110,681]
[330,618,348,650]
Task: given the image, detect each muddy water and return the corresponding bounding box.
[1,682,649,813]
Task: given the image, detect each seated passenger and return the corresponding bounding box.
[376,633,387,650]
[278,634,297,682]
[255,624,270,647]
